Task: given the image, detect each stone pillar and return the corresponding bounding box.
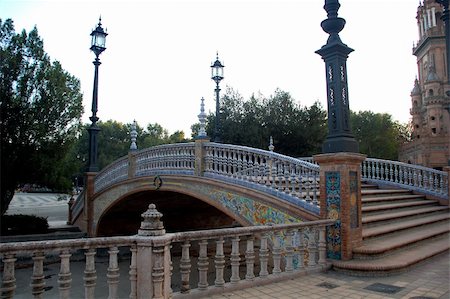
[128,151,137,179]
[194,137,210,176]
[84,172,97,237]
[136,204,172,299]
[314,153,366,261]
[444,166,450,207]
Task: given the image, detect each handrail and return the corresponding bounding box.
[203,143,320,213]
[362,158,448,200]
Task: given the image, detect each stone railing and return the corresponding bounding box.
[362,158,448,200]
[0,204,334,299]
[94,156,129,193]
[134,143,195,177]
[203,143,321,213]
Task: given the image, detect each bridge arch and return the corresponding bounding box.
[93,175,319,236]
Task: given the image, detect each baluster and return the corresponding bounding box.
[180,241,191,293]
[214,238,225,287]
[413,169,418,187]
[259,233,269,277]
[394,164,399,183]
[318,226,327,266]
[231,150,237,176]
[362,161,367,179]
[230,236,241,283]
[272,231,282,274]
[305,171,312,203]
[31,251,45,299]
[84,248,97,299]
[389,163,393,182]
[433,173,438,192]
[423,171,429,189]
[375,162,380,180]
[408,168,413,186]
[428,172,434,190]
[291,165,297,195]
[285,229,294,273]
[129,246,137,299]
[312,173,319,206]
[107,246,120,299]
[418,170,423,188]
[298,228,305,269]
[439,174,444,195]
[309,228,318,267]
[197,240,209,290]
[284,163,291,194]
[1,253,17,299]
[370,160,374,179]
[245,236,255,280]
[58,250,72,299]
[236,151,243,179]
[380,162,385,180]
[399,166,404,184]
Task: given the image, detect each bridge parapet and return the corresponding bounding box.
[90,142,321,213]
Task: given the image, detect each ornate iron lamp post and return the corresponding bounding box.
[87,18,107,172]
[211,53,224,143]
[316,0,358,153]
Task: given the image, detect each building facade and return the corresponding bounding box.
[399,0,450,170]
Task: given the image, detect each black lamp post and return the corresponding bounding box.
[87,18,107,172]
[436,0,450,95]
[211,53,224,143]
[315,0,359,153]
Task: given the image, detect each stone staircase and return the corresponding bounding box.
[332,184,450,276]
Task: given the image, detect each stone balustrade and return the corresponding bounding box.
[203,143,320,209]
[362,158,448,200]
[0,204,334,299]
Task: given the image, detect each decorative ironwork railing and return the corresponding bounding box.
[134,143,195,177]
[362,158,448,200]
[0,219,334,298]
[203,143,321,212]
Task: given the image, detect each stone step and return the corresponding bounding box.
[354,221,450,257]
[332,235,449,276]
[363,212,450,239]
[361,199,438,214]
[362,189,412,197]
[362,205,448,225]
[362,194,425,205]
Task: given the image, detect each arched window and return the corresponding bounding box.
[429,89,434,96]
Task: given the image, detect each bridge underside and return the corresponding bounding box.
[97,191,238,236]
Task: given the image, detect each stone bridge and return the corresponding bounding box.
[70,140,449,237]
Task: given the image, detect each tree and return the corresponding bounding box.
[350,111,409,160]
[202,87,327,157]
[1,19,83,214]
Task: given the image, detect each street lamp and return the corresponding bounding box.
[211,53,224,143]
[315,0,358,153]
[87,17,107,172]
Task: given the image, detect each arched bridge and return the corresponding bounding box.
[70,141,449,237]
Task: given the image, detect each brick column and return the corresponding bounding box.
[84,172,97,237]
[313,153,366,261]
[194,137,210,176]
[136,204,172,299]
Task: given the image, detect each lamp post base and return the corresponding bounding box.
[322,136,359,154]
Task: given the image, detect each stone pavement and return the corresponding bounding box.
[206,251,450,299]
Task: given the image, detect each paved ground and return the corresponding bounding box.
[207,251,450,299]
[5,192,72,227]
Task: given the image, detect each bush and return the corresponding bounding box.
[1,214,49,235]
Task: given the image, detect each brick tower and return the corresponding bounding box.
[399,0,450,170]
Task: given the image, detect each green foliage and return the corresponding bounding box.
[72,120,190,174]
[1,214,49,235]
[350,111,410,160]
[204,87,327,157]
[1,19,83,214]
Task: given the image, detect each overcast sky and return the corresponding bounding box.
[1,0,419,136]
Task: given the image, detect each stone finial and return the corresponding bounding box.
[138,204,165,236]
[130,120,138,151]
[268,136,275,152]
[197,97,207,138]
